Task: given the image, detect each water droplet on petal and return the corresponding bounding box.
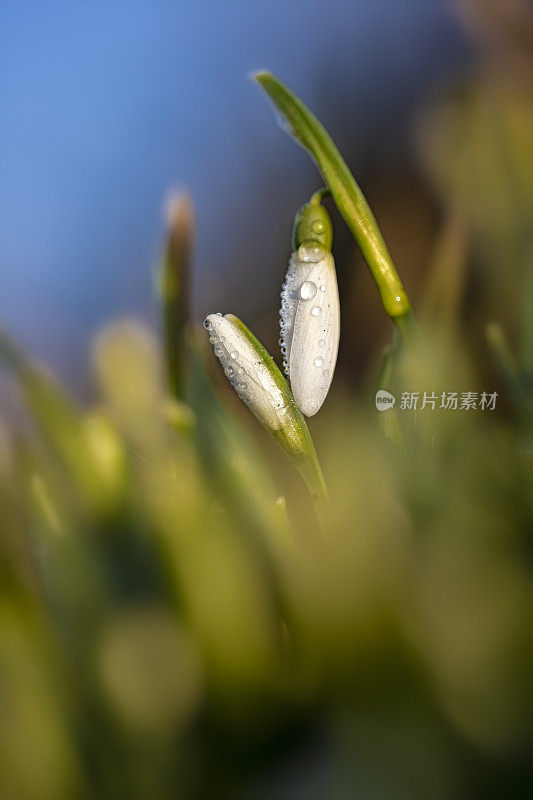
[313,357,324,368]
[300,280,317,301]
[319,339,325,347]
[311,306,321,316]
[320,284,327,292]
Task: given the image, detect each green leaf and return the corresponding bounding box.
[254,70,412,325]
[157,192,194,400]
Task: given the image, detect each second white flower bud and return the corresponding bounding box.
[203,313,316,460]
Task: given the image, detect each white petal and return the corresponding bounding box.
[279,253,310,375]
[279,249,340,416]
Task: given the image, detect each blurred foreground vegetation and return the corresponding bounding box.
[1,26,533,800]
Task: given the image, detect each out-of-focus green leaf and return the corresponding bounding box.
[156,192,194,400]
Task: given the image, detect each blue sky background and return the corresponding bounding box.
[0,1,469,390]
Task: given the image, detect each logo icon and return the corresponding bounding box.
[375,389,396,411]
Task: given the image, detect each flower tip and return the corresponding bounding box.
[164,190,194,231]
[294,393,322,418]
[251,69,271,84]
[202,312,223,331]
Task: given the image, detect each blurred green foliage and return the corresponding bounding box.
[1,34,533,800]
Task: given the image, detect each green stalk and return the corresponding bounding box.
[374,340,403,449]
[254,70,412,329]
[228,315,330,526]
[157,192,194,400]
[486,322,531,420]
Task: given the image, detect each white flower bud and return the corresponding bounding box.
[279,243,340,416]
[203,313,313,458]
[204,312,328,511]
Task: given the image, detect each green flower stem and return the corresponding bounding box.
[228,316,330,519]
[254,71,412,329]
[374,340,403,449]
[309,186,331,206]
[486,322,531,420]
[394,309,419,347]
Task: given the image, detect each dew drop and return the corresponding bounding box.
[311,306,321,316]
[319,339,325,347]
[312,220,324,234]
[313,357,324,368]
[320,284,327,292]
[224,366,234,378]
[203,318,211,329]
[299,280,317,301]
[214,347,223,357]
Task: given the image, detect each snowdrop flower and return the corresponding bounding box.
[279,193,340,416]
[203,313,317,462]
